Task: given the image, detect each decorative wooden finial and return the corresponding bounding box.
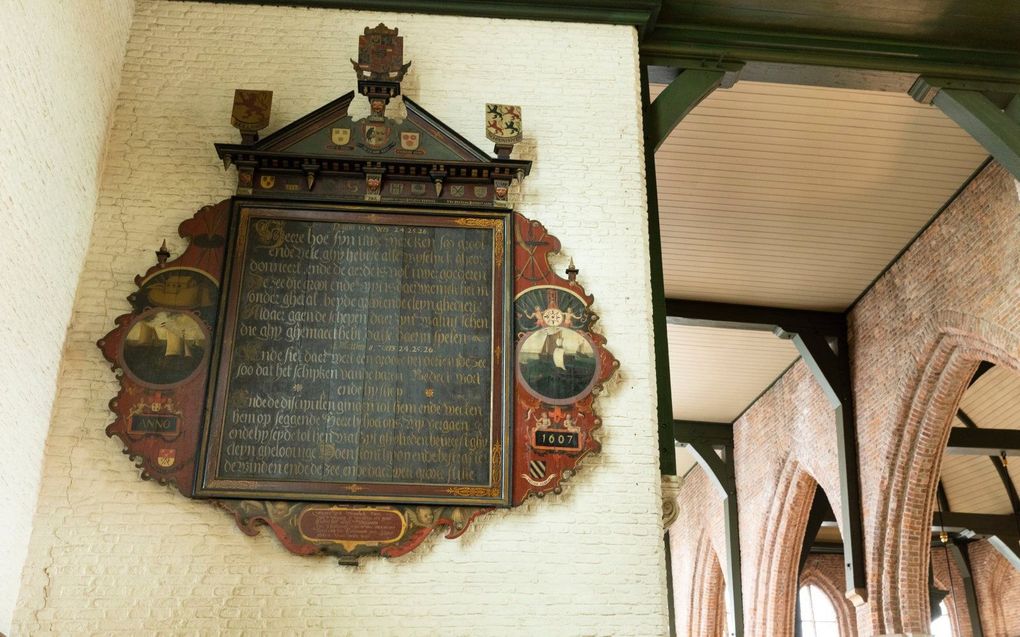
[351,24,411,115]
[230,89,273,144]
[566,258,579,282]
[156,239,170,265]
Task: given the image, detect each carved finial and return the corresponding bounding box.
[230,89,273,144]
[566,258,579,282]
[486,104,522,159]
[156,240,170,265]
[352,24,411,111]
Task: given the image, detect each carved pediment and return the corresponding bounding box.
[215,26,529,208]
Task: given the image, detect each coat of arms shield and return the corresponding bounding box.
[363,122,391,149]
[400,131,420,151]
[331,127,351,146]
[485,104,523,145]
[158,448,176,468]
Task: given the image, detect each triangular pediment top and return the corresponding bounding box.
[401,97,491,163]
[221,92,499,165]
[253,91,356,152]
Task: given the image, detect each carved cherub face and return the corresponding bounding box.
[542,308,564,327]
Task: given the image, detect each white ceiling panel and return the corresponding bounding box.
[654,80,988,311]
[948,367,1020,509]
[668,323,799,423]
[941,452,1012,515]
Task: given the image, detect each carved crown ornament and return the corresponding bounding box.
[97,24,618,563]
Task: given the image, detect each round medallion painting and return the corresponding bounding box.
[134,267,219,326]
[517,326,599,404]
[120,309,209,388]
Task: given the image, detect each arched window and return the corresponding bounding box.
[798,584,839,637]
[930,601,954,637]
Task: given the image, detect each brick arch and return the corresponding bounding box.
[689,531,727,637]
[979,546,1017,636]
[870,311,1020,634]
[930,572,963,637]
[931,548,973,637]
[747,458,819,636]
[799,568,857,637]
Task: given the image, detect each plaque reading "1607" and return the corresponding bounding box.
[196,203,512,506]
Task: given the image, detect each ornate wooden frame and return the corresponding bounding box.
[98,24,617,561]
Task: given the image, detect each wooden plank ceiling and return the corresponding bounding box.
[942,367,1020,516]
[661,79,988,475]
[654,80,987,311]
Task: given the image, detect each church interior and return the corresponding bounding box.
[3,1,1020,635]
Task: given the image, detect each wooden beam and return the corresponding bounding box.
[791,330,867,605]
[946,427,1020,456]
[675,422,743,637]
[956,409,1020,514]
[911,78,1020,179]
[644,68,726,153]
[642,26,1020,83]
[934,512,1020,537]
[664,298,845,335]
[674,420,732,446]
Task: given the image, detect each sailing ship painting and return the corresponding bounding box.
[135,268,219,325]
[121,310,208,386]
[517,326,598,404]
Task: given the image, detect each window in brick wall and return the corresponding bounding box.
[930,601,954,637]
[798,584,839,637]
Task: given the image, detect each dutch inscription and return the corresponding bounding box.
[212,215,496,489]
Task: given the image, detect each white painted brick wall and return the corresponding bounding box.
[12,2,666,634]
[0,1,134,634]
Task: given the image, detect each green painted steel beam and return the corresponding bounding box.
[927,87,1020,179]
[641,67,676,477]
[685,440,744,637]
[642,26,1020,82]
[173,0,662,35]
[645,68,726,153]
[792,330,867,606]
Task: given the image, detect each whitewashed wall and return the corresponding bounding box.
[13,2,666,634]
[0,1,134,633]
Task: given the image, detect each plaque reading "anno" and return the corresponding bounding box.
[196,203,512,506]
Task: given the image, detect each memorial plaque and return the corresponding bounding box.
[196,203,512,506]
[100,25,621,561]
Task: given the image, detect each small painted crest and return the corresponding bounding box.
[473,186,489,198]
[450,185,465,198]
[400,131,420,150]
[230,89,273,132]
[331,127,351,146]
[485,104,523,144]
[259,175,275,189]
[411,183,426,195]
[157,448,176,468]
[363,122,391,149]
